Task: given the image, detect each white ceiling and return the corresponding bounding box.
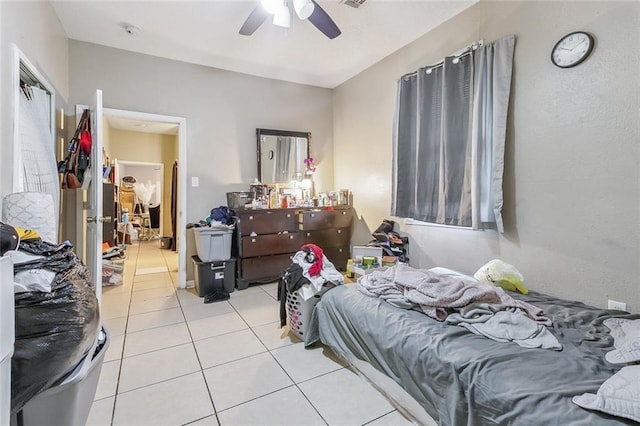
[50,0,477,89]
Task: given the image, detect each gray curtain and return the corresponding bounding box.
[471,35,516,232]
[393,35,515,231]
[273,137,291,182]
[273,137,307,182]
[391,74,418,218]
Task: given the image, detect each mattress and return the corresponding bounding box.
[310,284,639,425]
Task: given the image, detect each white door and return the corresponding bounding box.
[86,89,104,304]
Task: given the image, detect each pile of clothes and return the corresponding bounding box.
[277,244,343,327]
[102,244,127,287]
[366,219,409,263]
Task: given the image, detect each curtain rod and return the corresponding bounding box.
[19,62,49,93]
[401,39,484,80]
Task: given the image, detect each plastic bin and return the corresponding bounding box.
[286,283,333,341]
[13,326,109,426]
[192,255,236,297]
[102,258,125,286]
[193,227,233,262]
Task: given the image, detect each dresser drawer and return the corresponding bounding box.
[237,209,298,236]
[300,228,351,249]
[241,232,303,257]
[241,254,293,281]
[323,246,350,271]
[298,208,353,231]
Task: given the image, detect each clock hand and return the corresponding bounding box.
[570,40,586,51]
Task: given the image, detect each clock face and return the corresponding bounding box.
[551,31,595,68]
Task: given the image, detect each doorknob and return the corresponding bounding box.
[87,216,111,223]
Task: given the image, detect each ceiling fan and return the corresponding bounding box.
[239,0,341,40]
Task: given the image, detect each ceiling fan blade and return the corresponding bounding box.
[307,0,341,39]
[239,4,270,36]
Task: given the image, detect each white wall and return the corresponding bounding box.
[0,1,69,197]
[333,1,640,312]
[67,41,334,225]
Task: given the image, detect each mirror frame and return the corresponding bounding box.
[256,128,311,184]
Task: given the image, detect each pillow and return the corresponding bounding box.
[473,259,528,295]
[572,365,640,423]
[604,318,640,364]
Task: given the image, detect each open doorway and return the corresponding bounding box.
[102,108,187,288]
[115,160,164,239]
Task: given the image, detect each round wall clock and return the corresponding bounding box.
[551,31,595,68]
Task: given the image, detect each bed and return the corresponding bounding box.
[307,268,639,425]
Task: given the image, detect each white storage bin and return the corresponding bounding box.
[193,227,233,262]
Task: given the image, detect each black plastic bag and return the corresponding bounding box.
[11,239,100,414]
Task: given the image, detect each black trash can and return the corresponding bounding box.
[192,255,236,297]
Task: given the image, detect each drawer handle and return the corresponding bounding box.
[339,248,343,252]
[311,213,315,217]
[249,216,253,220]
[251,238,256,243]
[290,235,294,239]
[342,211,346,215]
[306,232,310,236]
[287,214,291,218]
[337,229,341,233]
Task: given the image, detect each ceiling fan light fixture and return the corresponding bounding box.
[272,5,291,28]
[293,0,315,20]
[260,0,280,14]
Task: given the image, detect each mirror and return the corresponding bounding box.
[257,128,310,184]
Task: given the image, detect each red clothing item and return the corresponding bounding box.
[301,243,324,276]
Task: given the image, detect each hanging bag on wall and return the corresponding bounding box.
[76,113,92,182]
[59,110,89,189]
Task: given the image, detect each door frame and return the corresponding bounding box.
[11,43,57,192]
[104,108,188,288]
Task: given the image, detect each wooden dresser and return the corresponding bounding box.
[234,207,353,289]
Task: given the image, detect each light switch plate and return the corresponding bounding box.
[607,300,627,311]
[191,176,199,187]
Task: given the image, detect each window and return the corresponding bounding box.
[392,35,515,232]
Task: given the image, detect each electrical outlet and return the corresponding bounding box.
[607,300,627,311]
[191,176,199,187]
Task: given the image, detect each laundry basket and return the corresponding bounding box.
[286,283,333,341]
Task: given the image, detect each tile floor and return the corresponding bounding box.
[87,241,412,426]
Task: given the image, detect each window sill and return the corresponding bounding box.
[404,218,473,231]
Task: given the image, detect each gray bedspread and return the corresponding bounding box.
[309,285,640,425]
